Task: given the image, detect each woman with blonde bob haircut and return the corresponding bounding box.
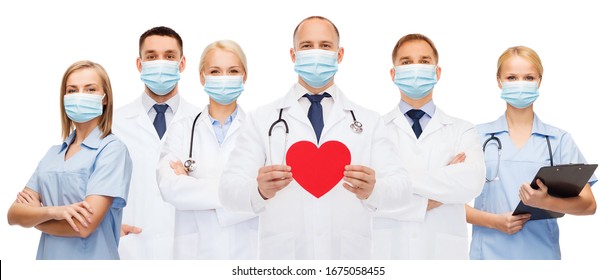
[60,61,114,139]
[466,46,597,259]
[157,40,258,259]
[7,60,132,259]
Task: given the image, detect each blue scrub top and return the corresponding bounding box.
[470,114,597,260]
[26,127,132,260]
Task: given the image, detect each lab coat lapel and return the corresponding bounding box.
[225,106,245,140]
[384,108,416,140]
[420,107,452,140]
[195,106,217,142]
[124,98,161,140]
[163,96,199,141]
[320,91,350,141]
[276,89,312,129]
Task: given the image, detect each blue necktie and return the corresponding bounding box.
[406,109,425,138]
[304,92,331,143]
[153,104,169,139]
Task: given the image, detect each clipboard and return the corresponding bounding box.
[512,163,598,220]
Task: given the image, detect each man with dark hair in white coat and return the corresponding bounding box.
[114,26,199,259]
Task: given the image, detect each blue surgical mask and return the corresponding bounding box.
[393,64,438,99]
[64,93,105,123]
[294,49,338,88]
[140,59,181,95]
[204,75,244,105]
[500,81,539,109]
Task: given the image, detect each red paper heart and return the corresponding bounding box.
[286,140,351,198]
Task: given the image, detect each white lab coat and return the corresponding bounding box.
[219,84,411,260]
[372,106,485,259]
[156,106,258,259]
[113,94,199,259]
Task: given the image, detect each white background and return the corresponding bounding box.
[1,0,612,278]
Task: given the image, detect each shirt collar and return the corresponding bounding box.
[398,99,436,117]
[142,91,180,114]
[60,126,104,153]
[531,114,555,137]
[483,113,555,137]
[207,104,239,125]
[294,83,337,102]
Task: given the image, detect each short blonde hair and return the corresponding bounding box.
[199,40,248,76]
[60,60,114,140]
[497,46,543,78]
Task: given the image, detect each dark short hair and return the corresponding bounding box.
[391,33,439,64]
[293,16,340,45]
[138,26,183,56]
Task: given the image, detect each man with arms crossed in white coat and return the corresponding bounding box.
[114,26,199,259]
[373,34,485,259]
[220,16,412,260]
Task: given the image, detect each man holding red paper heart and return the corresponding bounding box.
[372,34,486,259]
[220,16,411,260]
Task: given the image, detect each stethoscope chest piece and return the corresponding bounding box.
[184,158,196,172]
[349,110,363,134]
[350,121,363,134]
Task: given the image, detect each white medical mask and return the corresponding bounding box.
[204,75,244,105]
[393,64,438,99]
[500,81,539,109]
[64,93,105,123]
[140,59,181,95]
[294,49,339,88]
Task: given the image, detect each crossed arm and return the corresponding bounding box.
[7,187,113,238]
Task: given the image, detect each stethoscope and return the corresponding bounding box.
[482,133,553,182]
[183,112,203,172]
[267,108,363,164]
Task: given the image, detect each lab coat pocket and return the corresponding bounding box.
[174,232,198,259]
[259,232,295,260]
[371,227,392,260]
[340,230,371,260]
[146,234,174,260]
[246,227,259,259]
[434,232,468,260]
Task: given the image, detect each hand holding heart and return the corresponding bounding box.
[257,165,293,200]
[342,165,376,200]
[284,140,376,200]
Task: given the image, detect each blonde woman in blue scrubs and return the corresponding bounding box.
[7,60,132,259]
[465,46,597,260]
